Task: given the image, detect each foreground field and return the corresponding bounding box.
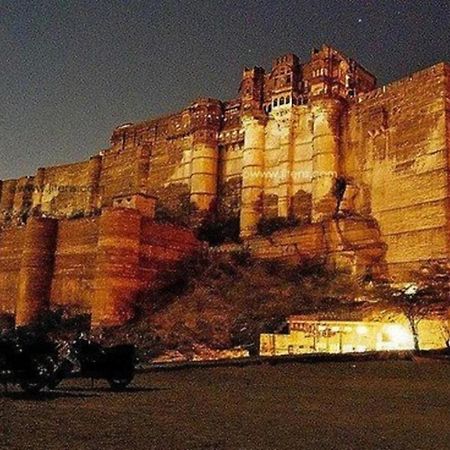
[0,360,449,449]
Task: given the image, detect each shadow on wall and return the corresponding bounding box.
[291,190,312,222]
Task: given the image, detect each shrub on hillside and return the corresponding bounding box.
[229,248,252,267]
[141,252,365,354]
[256,216,300,237]
[17,307,91,339]
[154,195,197,227]
[196,216,241,246]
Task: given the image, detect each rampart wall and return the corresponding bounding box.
[343,64,450,276]
[0,206,199,327]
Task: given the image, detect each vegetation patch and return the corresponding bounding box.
[256,216,300,237]
[136,252,366,355]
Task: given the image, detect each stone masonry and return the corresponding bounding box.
[1,45,449,325]
[0,195,199,327]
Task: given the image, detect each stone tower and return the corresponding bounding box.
[188,98,222,211]
[238,46,377,235]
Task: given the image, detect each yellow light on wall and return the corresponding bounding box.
[356,325,368,335]
[385,324,414,348]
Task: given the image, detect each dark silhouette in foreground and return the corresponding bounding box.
[52,336,136,391]
[0,331,136,393]
[0,332,59,393]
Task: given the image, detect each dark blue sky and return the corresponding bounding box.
[1,0,449,180]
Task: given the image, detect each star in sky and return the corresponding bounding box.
[1,0,449,180]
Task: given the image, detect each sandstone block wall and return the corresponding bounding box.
[139,219,200,282]
[50,217,99,311]
[15,217,58,326]
[0,208,199,327]
[343,64,450,277]
[34,157,102,217]
[0,226,25,314]
[246,217,386,276]
[92,208,142,327]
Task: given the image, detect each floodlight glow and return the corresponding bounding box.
[385,324,414,348]
[356,325,368,335]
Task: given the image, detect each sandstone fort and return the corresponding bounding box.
[1,45,449,327]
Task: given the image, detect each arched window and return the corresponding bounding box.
[273,98,278,107]
[285,96,290,104]
[280,97,285,105]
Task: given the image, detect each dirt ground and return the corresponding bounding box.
[0,360,449,450]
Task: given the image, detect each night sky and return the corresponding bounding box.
[1,0,449,180]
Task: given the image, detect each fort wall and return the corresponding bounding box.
[40,157,102,215]
[92,208,142,327]
[0,203,199,327]
[0,226,25,314]
[15,217,58,326]
[50,217,99,311]
[215,216,386,277]
[0,44,449,312]
[343,64,450,276]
